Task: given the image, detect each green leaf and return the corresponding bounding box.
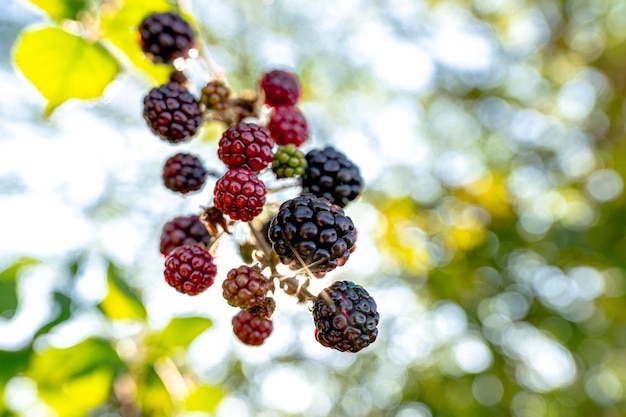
[13,26,120,115]
[26,338,124,417]
[138,366,173,417]
[0,258,39,319]
[100,0,175,83]
[98,262,147,321]
[150,317,212,354]
[34,292,72,338]
[185,385,224,413]
[0,350,31,388]
[27,0,86,21]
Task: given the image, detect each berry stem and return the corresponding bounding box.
[265,178,301,194]
[247,222,316,303]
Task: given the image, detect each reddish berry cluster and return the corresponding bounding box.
[137,11,376,351]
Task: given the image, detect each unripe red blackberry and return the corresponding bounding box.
[139,12,195,64]
[222,265,269,309]
[232,309,273,345]
[213,169,267,222]
[301,146,363,207]
[268,106,309,147]
[160,214,214,256]
[272,144,306,179]
[163,244,217,295]
[162,152,207,194]
[143,82,203,143]
[260,69,300,107]
[218,122,274,171]
[313,280,379,352]
[200,80,231,111]
[267,194,357,278]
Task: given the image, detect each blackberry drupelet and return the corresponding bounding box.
[160,214,214,256]
[139,12,195,64]
[301,146,363,208]
[267,194,357,278]
[162,152,207,194]
[143,82,203,143]
[163,244,217,296]
[312,280,379,352]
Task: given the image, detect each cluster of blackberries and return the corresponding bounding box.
[140,11,377,352]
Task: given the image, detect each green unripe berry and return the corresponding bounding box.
[272,144,306,179]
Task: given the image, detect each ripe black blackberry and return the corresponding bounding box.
[267,194,357,278]
[162,152,207,194]
[218,122,274,172]
[301,146,363,208]
[272,144,306,179]
[139,12,195,64]
[268,106,309,147]
[222,265,269,309]
[143,82,203,143]
[232,309,273,346]
[200,80,230,111]
[260,69,301,107]
[164,244,217,296]
[312,280,379,352]
[160,214,214,256]
[213,168,267,222]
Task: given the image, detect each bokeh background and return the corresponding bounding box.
[2,0,626,416]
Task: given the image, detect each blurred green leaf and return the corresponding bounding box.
[27,0,86,21]
[13,26,120,115]
[26,338,124,417]
[100,0,174,84]
[138,365,173,417]
[185,384,224,413]
[98,262,147,321]
[0,350,31,389]
[0,258,39,319]
[150,317,212,354]
[34,292,72,338]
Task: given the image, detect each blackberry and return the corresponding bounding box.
[267,194,357,278]
[312,280,379,352]
[272,144,306,179]
[232,309,273,346]
[268,106,309,147]
[159,214,214,256]
[213,168,267,222]
[260,69,300,107]
[200,80,231,111]
[222,265,269,309]
[164,244,217,295]
[218,122,274,171]
[143,82,203,143]
[139,12,195,64]
[162,152,207,194]
[301,146,363,207]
